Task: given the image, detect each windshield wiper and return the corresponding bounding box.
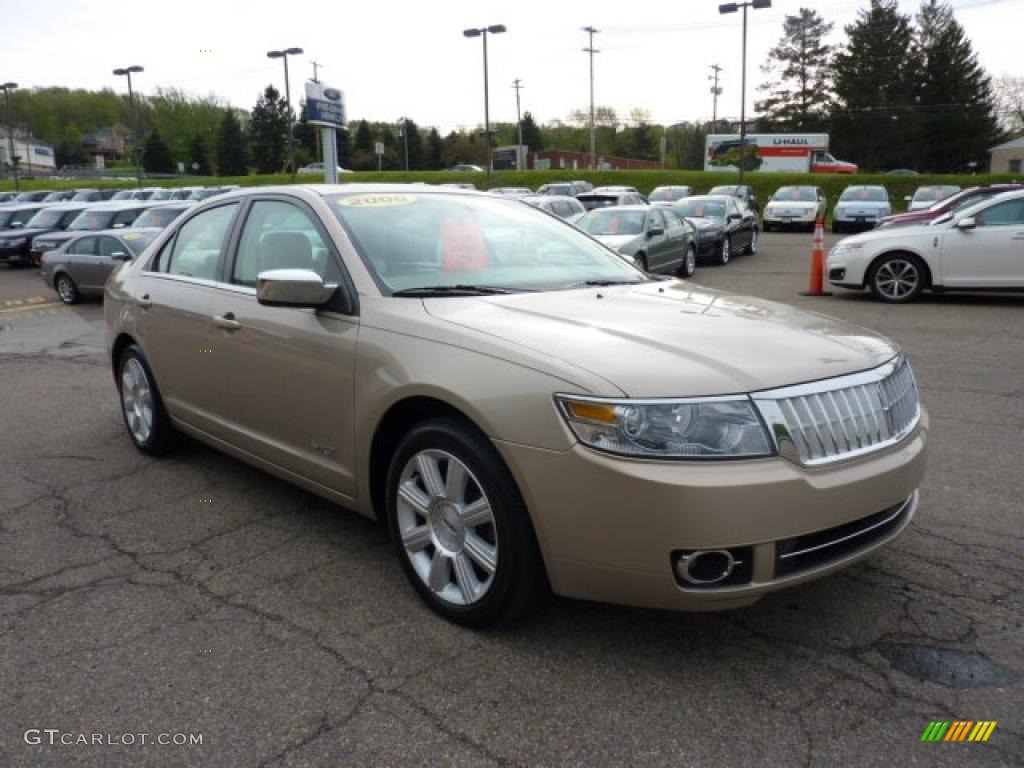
[562,279,646,289]
[391,284,526,297]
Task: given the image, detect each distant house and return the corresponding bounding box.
[989,136,1024,174]
[83,126,128,165]
[0,127,57,176]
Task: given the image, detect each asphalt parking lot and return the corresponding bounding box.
[1,231,1021,768]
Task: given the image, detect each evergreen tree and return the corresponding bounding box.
[831,0,920,170]
[142,130,174,173]
[353,120,374,154]
[426,128,444,169]
[756,8,833,131]
[248,84,292,173]
[55,123,90,167]
[520,112,543,150]
[293,102,317,160]
[187,134,210,175]
[914,0,999,172]
[215,109,248,176]
[335,126,351,169]
[401,119,424,170]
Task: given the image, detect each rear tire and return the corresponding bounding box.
[678,246,697,279]
[744,227,758,255]
[386,417,547,628]
[116,345,179,455]
[718,237,731,266]
[55,273,81,305]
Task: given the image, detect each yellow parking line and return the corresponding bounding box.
[26,296,48,304]
[0,301,64,315]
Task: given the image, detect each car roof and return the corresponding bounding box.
[214,183,492,202]
[77,200,161,211]
[680,195,732,202]
[584,204,650,213]
[842,185,886,190]
[32,202,92,211]
[146,200,199,209]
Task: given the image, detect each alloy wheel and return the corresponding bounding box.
[120,357,154,444]
[396,449,498,606]
[56,275,76,304]
[874,259,919,301]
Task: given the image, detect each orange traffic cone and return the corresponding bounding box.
[799,217,832,296]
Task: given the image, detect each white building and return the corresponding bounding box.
[0,127,57,176]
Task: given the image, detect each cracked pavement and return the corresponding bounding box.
[0,234,1021,767]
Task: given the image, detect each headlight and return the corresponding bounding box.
[2,237,27,247]
[829,242,863,258]
[555,395,773,459]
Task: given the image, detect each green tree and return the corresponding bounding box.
[520,111,543,150]
[215,109,248,176]
[756,8,834,131]
[293,102,317,161]
[353,120,374,154]
[54,122,91,168]
[335,126,351,169]
[831,0,920,170]
[142,130,174,173]
[913,0,999,172]
[993,75,1024,134]
[248,84,292,173]
[187,134,210,175]
[426,128,444,169]
[401,119,424,170]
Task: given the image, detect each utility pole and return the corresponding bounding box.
[398,117,409,171]
[112,66,144,187]
[512,78,523,169]
[0,82,19,191]
[463,25,506,189]
[719,1,771,184]
[311,60,323,83]
[582,26,599,170]
[708,64,723,129]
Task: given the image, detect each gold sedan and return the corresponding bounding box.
[105,185,927,627]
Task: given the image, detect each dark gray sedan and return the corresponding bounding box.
[577,205,696,277]
[40,229,161,304]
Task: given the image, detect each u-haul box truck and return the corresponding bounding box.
[704,133,857,173]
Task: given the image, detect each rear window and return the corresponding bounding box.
[580,209,646,236]
[578,195,619,210]
[675,199,726,218]
[68,210,115,230]
[132,207,187,229]
[772,186,817,202]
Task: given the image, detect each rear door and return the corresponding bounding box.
[644,209,673,271]
[941,199,1024,287]
[65,237,98,286]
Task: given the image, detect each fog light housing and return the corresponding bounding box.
[828,267,846,281]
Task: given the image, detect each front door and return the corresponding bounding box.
[204,197,359,497]
[941,198,1024,287]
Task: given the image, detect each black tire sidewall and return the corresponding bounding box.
[719,237,730,265]
[56,274,78,304]
[385,418,543,628]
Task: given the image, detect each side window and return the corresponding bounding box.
[111,209,139,228]
[69,237,97,255]
[977,200,1024,227]
[648,210,665,231]
[164,203,238,280]
[98,237,124,257]
[552,201,570,218]
[232,200,334,288]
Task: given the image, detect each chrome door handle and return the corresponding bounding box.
[213,312,241,331]
[135,294,152,309]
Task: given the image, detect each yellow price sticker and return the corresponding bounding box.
[122,233,142,240]
[338,194,418,208]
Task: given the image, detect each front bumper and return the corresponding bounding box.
[0,244,31,264]
[496,414,927,612]
[833,212,886,231]
[763,209,817,229]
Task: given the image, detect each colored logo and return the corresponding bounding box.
[323,88,342,101]
[921,721,997,742]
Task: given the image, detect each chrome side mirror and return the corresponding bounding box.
[955,217,976,230]
[257,269,337,307]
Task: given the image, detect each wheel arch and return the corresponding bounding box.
[864,249,933,289]
[110,332,138,378]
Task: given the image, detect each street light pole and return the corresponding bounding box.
[463,24,506,189]
[1,82,19,191]
[583,26,599,170]
[718,0,770,184]
[113,66,144,187]
[267,47,304,177]
[709,64,723,128]
[512,78,523,169]
[398,117,409,171]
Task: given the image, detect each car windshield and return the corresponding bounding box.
[709,186,737,196]
[674,199,726,218]
[948,193,993,213]
[25,208,69,228]
[840,187,887,202]
[189,188,221,200]
[42,192,67,202]
[913,186,958,202]
[579,209,646,236]
[111,190,135,201]
[68,210,116,230]
[772,187,817,202]
[119,230,161,256]
[132,207,186,228]
[70,191,96,201]
[649,188,688,202]
[329,192,645,293]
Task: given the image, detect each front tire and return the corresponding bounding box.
[744,227,758,255]
[869,254,925,303]
[386,417,547,628]
[117,345,178,455]
[718,237,731,265]
[678,246,697,278]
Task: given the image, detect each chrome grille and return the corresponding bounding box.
[753,357,920,466]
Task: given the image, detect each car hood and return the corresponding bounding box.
[33,231,77,245]
[835,223,938,246]
[686,217,725,231]
[591,234,642,252]
[424,281,898,397]
[3,226,61,239]
[767,201,817,211]
[836,200,889,210]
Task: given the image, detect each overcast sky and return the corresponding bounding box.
[3,0,1021,131]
